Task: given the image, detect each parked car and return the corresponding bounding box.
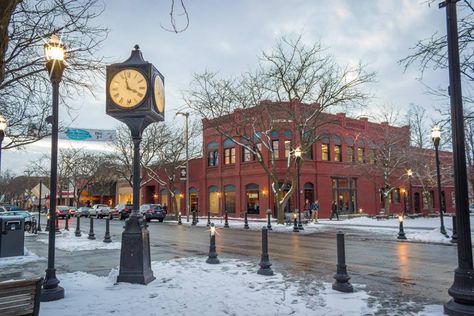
[1,204,20,211]
[77,207,90,217]
[89,204,111,219]
[68,207,77,217]
[470,204,474,213]
[56,205,70,219]
[111,203,134,220]
[0,205,6,213]
[2,209,34,231]
[139,204,166,222]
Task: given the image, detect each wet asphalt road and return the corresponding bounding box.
[2,215,459,314]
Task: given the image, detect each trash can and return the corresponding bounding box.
[0,215,25,257]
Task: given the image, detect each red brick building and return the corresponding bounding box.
[141,101,455,219]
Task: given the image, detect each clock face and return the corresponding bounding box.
[153,75,165,113]
[109,69,148,108]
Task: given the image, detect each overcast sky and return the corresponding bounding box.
[2,0,453,174]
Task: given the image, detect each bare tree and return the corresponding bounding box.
[0,0,108,149]
[185,35,375,224]
[144,121,200,218]
[352,108,411,215]
[109,123,170,191]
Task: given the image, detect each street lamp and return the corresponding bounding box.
[41,34,66,302]
[432,126,447,237]
[407,169,413,214]
[176,111,190,222]
[440,1,474,314]
[0,114,7,176]
[294,147,303,230]
[397,214,407,240]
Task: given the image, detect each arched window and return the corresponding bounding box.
[224,184,236,213]
[333,135,342,162]
[207,141,219,166]
[246,183,260,214]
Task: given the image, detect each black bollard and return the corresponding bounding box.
[293,213,299,232]
[64,215,69,231]
[244,211,249,229]
[266,209,272,230]
[191,211,197,226]
[103,218,112,243]
[207,211,211,227]
[206,223,220,264]
[257,226,274,276]
[75,215,82,237]
[397,216,407,240]
[45,219,50,232]
[178,212,182,225]
[332,231,353,293]
[88,217,96,240]
[451,215,458,243]
[224,211,229,228]
[297,208,304,231]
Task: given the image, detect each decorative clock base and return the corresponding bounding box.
[117,215,155,285]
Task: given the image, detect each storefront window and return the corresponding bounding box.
[224,185,236,213]
[246,183,260,214]
[208,185,220,215]
[331,177,357,214]
[160,188,169,209]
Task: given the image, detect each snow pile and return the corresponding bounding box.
[409,228,453,244]
[37,230,121,251]
[41,257,376,315]
[0,248,44,267]
[40,257,444,315]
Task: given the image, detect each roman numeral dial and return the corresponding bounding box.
[109,69,148,108]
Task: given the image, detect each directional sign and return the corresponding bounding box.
[180,166,187,180]
[59,128,116,142]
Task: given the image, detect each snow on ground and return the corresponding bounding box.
[0,248,44,267]
[181,216,463,245]
[37,230,121,251]
[40,257,443,316]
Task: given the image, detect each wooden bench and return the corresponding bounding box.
[0,278,43,316]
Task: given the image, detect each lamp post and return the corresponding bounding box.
[401,188,407,214]
[432,126,448,237]
[41,34,65,302]
[37,180,42,232]
[176,111,190,222]
[397,214,407,240]
[440,1,474,314]
[0,114,6,176]
[407,169,413,214]
[294,147,303,230]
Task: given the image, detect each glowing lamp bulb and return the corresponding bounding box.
[210,224,216,236]
[398,215,404,223]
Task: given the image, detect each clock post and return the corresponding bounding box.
[106,45,165,285]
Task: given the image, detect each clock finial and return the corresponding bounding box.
[134,44,140,50]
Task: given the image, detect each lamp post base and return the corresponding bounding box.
[445,299,474,316]
[117,215,155,285]
[40,285,64,302]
